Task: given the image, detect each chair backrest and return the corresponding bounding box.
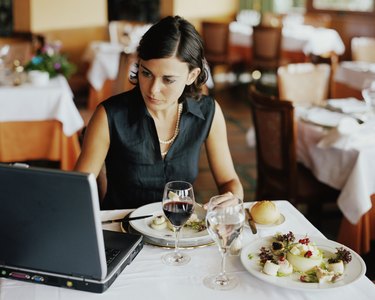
[201,21,230,62]
[252,25,282,71]
[277,63,331,106]
[249,84,297,201]
[351,37,375,63]
[0,37,33,67]
[112,51,136,95]
[303,13,332,28]
[108,20,133,44]
[261,12,284,28]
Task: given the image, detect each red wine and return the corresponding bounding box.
[163,201,194,227]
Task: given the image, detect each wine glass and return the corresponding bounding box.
[203,194,245,290]
[161,181,195,266]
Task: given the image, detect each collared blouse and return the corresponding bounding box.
[101,86,215,209]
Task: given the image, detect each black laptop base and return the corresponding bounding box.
[0,231,143,293]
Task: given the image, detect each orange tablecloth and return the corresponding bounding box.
[338,195,375,255]
[332,80,364,99]
[0,120,81,170]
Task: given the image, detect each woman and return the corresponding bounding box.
[75,16,243,209]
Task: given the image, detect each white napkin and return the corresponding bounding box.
[317,117,359,149]
[327,98,370,114]
[317,117,375,149]
[302,107,347,127]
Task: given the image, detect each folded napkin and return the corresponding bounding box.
[302,107,347,127]
[327,98,370,114]
[317,117,361,149]
[318,118,375,149]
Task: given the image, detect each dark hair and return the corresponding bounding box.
[132,15,208,100]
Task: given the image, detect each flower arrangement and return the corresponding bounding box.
[24,41,76,79]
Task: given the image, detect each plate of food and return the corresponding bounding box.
[244,201,285,229]
[124,202,213,248]
[240,231,366,291]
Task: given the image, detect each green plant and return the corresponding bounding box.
[24,43,76,79]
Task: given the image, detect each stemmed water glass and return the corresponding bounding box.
[161,181,195,266]
[203,194,245,290]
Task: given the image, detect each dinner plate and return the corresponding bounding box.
[127,202,213,248]
[240,235,366,291]
[244,202,286,229]
[301,107,348,127]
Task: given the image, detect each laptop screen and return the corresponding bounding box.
[0,164,107,280]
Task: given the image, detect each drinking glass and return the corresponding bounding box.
[161,181,195,266]
[362,80,375,108]
[203,194,245,290]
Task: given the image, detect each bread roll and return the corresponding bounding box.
[250,201,280,225]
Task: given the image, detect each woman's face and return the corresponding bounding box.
[138,56,200,111]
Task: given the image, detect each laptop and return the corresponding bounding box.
[0,163,143,293]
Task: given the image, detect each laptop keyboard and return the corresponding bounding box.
[105,248,121,265]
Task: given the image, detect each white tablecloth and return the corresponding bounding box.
[297,117,375,224]
[334,61,375,91]
[0,75,83,136]
[83,41,125,91]
[230,22,345,56]
[1,201,374,299]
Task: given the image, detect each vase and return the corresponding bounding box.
[28,70,50,86]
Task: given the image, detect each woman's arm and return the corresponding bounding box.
[205,100,244,200]
[74,105,110,177]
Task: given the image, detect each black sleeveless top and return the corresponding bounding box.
[101,86,215,209]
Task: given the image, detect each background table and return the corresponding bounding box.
[332,61,375,99]
[0,75,83,170]
[229,22,345,65]
[297,116,375,253]
[1,201,374,299]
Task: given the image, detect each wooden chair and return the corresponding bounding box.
[248,84,339,225]
[112,51,136,95]
[0,34,34,67]
[351,37,375,63]
[277,63,331,106]
[251,25,283,72]
[201,21,244,83]
[303,13,332,28]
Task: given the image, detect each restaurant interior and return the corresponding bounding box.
[0,0,374,296]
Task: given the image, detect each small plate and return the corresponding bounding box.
[126,202,213,248]
[244,202,286,229]
[240,235,366,291]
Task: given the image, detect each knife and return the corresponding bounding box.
[101,214,153,225]
[245,208,257,234]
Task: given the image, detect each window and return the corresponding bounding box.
[0,0,12,36]
[312,0,374,12]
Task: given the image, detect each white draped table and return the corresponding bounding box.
[297,108,375,253]
[332,61,375,99]
[229,21,345,57]
[0,75,83,136]
[0,75,83,170]
[1,201,374,299]
[229,22,345,68]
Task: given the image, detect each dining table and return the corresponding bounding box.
[332,61,375,99]
[83,23,152,111]
[296,101,375,254]
[0,75,84,170]
[0,200,374,299]
[229,21,345,65]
